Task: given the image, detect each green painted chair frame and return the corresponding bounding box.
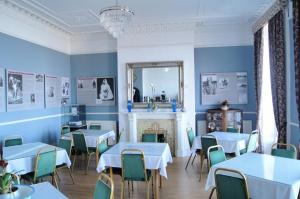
[61,125,71,136]
[93,173,114,199]
[141,133,158,143]
[240,130,259,155]
[213,168,250,199]
[199,134,218,181]
[271,143,297,159]
[23,148,58,189]
[56,139,75,184]
[72,132,96,174]
[3,135,23,147]
[121,149,152,199]
[90,124,102,130]
[185,128,201,170]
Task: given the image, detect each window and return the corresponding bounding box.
[258,24,278,154]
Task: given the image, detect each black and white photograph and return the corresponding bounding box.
[62,82,69,96]
[36,74,44,82]
[0,76,3,87]
[218,78,229,89]
[8,73,23,104]
[30,93,35,104]
[202,75,217,95]
[97,77,114,101]
[48,86,55,98]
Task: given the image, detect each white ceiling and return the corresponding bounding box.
[12,0,275,34]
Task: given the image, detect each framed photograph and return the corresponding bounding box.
[96,77,115,106]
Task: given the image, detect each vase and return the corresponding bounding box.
[0,185,34,199]
[221,105,229,111]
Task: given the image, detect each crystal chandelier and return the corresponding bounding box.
[99,0,134,38]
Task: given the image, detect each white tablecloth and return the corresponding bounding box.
[31,182,68,199]
[205,153,300,199]
[191,131,249,155]
[3,142,71,175]
[97,142,173,178]
[62,129,116,148]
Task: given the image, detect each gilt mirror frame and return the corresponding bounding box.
[126,61,184,109]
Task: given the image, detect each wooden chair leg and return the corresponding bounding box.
[53,174,59,190]
[131,181,134,191]
[147,181,150,199]
[86,154,92,175]
[209,187,216,199]
[191,154,197,165]
[121,181,125,199]
[68,168,75,184]
[199,155,205,182]
[185,153,193,170]
[72,153,76,172]
[159,176,162,188]
[55,170,61,181]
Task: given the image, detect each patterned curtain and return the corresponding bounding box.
[268,10,287,143]
[254,28,263,150]
[293,0,300,127]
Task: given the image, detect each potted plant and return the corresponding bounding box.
[0,160,15,194]
[220,100,229,111]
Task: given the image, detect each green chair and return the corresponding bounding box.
[271,143,297,159]
[199,135,218,181]
[240,130,259,155]
[93,173,114,199]
[3,135,23,147]
[207,145,226,167]
[141,133,157,143]
[185,128,201,170]
[90,124,101,130]
[226,127,240,133]
[72,132,96,174]
[23,148,58,188]
[96,139,110,164]
[61,125,71,136]
[121,149,152,199]
[56,139,75,184]
[214,168,250,199]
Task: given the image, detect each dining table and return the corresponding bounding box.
[31,182,68,199]
[205,153,300,199]
[3,142,71,175]
[62,129,116,147]
[97,142,173,199]
[191,131,250,155]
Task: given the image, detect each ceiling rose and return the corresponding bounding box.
[99,1,134,38]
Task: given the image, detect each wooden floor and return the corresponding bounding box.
[57,156,215,199]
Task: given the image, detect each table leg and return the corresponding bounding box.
[109,167,114,199]
[155,170,159,199]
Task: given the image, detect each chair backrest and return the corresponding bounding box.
[271,143,297,159]
[141,133,157,143]
[214,168,250,199]
[61,126,70,135]
[121,149,147,182]
[72,132,88,153]
[93,173,114,199]
[34,148,57,180]
[226,127,239,133]
[58,139,72,157]
[207,145,226,167]
[246,130,259,153]
[117,128,124,143]
[3,135,23,147]
[90,124,101,130]
[97,139,109,155]
[201,135,218,157]
[186,128,195,148]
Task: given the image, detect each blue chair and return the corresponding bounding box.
[93,173,114,199]
[226,127,240,133]
[61,126,70,136]
[3,135,23,147]
[141,133,157,142]
[240,130,259,155]
[207,145,226,167]
[200,135,218,181]
[214,168,250,199]
[271,143,297,159]
[185,128,200,169]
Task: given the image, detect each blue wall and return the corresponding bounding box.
[194,46,257,130]
[0,33,70,144]
[70,53,118,121]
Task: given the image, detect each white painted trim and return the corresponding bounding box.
[0,114,63,126]
[85,112,119,115]
[195,111,257,115]
[290,122,299,128]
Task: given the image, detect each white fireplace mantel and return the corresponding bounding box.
[128,111,189,157]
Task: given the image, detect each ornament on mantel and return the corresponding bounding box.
[220,100,229,111]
